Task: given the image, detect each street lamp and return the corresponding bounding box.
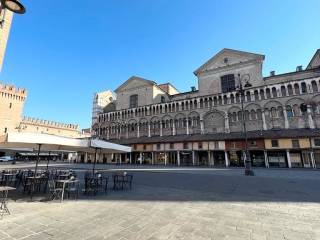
[236,73,254,176]
[0,0,26,14]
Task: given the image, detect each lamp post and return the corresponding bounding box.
[236,73,254,176]
[0,0,26,14]
[0,0,26,26]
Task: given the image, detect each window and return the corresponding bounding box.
[198,142,203,149]
[286,106,293,117]
[129,95,138,108]
[143,145,146,150]
[170,143,174,149]
[271,140,279,148]
[157,144,161,150]
[214,141,219,149]
[183,143,189,149]
[9,103,12,109]
[250,141,257,146]
[220,74,235,93]
[133,145,137,150]
[292,140,300,148]
[161,96,165,103]
[314,139,320,146]
[4,127,7,133]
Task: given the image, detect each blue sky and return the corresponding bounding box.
[1,0,319,129]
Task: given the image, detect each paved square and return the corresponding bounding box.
[1,166,320,240]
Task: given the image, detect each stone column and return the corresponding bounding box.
[126,125,129,139]
[192,151,195,166]
[224,151,229,167]
[148,123,151,137]
[310,151,316,168]
[200,118,204,134]
[118,126,121,139]
[307,105,315,129]
[164,152,167,165]
[119,154,122,165]
[207,151,210,166]
[225,113,230,133]
[177,151,180,166]
[84,152,88,163]
[264,150,269,168]
[286,150,292,168]
[151,152,154,165]
[160,121,163,137]
[186,118,190,135]
[137,124,140,138]
[139,152,143,165]
[283,108,289,129]
[107,128,110,140]
[172,121,176,136]
[129,153,132,164]
[262,110,267,130]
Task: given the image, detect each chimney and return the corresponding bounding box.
[296,65,303,72]
[191,86,196,92]
[270,71,275,76]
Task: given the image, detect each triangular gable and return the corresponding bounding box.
[193,48,265,76]
[115,76,156,93]
[307,49,320,69]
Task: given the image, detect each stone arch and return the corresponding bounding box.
[162,115,173,136]
[203,110,225,133]
[139,118,149,137]
[263,100,285,129]
[150,116,160,136]
[175,113,187,135]
[188,111,201,134]
[285,97,307,128]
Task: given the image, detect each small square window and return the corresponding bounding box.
[170,143,174,149]
[214,141,219,149]
[271,140,279,148]
[143,145,146,150]
[292,139,300,148]
[314,139,320,147]
[133,145,137,150]
[231,142,237,149]
[198,142,203,149]
[157,144,161,150]
[183,143,188,149]
[250,140,257,146]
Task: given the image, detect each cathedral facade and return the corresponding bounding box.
[91,49,320,168]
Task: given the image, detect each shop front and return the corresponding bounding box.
[250,150,265,167]
[197,151,209,166]
[212,151,226,167]
[226,139,265,167]
[228,150,243,167]
[180,151,193,166]
[267,151,288,168]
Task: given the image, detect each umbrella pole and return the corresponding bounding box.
[92,148,98,175]
[46,151,51,172]
[31,144,42,200]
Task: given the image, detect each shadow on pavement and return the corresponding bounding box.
[5,169,320,204]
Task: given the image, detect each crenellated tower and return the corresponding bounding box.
[0,83,27,134]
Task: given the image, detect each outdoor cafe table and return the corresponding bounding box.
[0,186,16,216]
[55,179,79,201]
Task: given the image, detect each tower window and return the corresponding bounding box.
[221,74,235,93]
[129,95,138,108]
[9,103,12,108]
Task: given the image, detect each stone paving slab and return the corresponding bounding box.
[0,169,320,240]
